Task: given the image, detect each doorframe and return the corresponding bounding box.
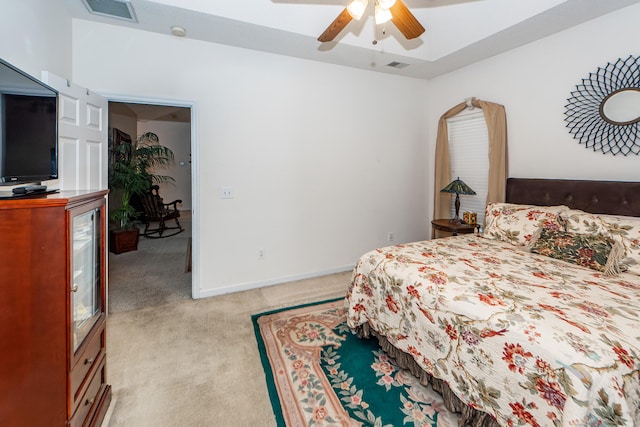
[103,93,200,298]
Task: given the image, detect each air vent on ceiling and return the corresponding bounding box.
[387,61,410,69]
[81,0,137,22]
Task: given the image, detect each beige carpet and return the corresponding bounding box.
[103,267,351,426]
[107,213,192,313]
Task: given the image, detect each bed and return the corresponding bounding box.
[345,178,640,427]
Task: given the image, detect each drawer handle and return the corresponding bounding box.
[84,358,94,365]
[70,285,79,292]
[85,397,95,406]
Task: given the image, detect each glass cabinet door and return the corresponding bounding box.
[71,207,102,353]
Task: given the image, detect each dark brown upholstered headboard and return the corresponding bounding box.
[506,178,640,217]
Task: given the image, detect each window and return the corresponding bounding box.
[446,110,489,226]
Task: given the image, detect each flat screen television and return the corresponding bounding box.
[0,58,58,185]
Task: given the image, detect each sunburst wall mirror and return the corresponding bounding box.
[564,55,640,156]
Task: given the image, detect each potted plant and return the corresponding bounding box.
[109,131,175,253]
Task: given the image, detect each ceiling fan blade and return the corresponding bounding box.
[390,0,425,39]
[318,8,353,42]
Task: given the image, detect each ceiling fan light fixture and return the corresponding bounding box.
[318,0,424,43]
[346,0,369,20]
[374,4,392,25]
[377,0,396,10]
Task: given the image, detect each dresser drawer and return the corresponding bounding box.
[71,322,105,406]
[69,354,106,427]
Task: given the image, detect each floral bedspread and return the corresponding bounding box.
[345,234,640,427]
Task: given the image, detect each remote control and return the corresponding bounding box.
[12,184,48,194]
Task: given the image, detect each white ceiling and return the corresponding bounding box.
[62,0,640,79]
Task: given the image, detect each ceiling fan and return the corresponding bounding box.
[318,0,425,43]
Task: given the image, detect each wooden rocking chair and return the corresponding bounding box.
[140,185,184,238]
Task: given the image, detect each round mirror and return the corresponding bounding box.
[600,88,640,125]
[565,55,640,156]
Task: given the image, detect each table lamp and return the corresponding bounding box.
[440,177,476,224]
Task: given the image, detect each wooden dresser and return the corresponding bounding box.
[0,190,111,427]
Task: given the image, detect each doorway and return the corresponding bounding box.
[107,100,194,313]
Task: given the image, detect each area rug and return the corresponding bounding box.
[252,298,460,426]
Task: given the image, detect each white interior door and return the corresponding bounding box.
[41,72,108,191]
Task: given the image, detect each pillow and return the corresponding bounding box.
[483,203,569,247]
[560,210,640,276]
[597,215,640,276]
[597,214,640,223]
[560,209,610,235]
[530,228,623,276]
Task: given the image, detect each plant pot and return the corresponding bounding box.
[109,228,140,254]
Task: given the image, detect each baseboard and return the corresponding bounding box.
[196,264,355,299]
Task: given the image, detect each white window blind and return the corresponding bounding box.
[446,111,489,226]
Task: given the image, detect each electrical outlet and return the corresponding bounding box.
[258,248,265,260]
[220,186,233,199]
[388,232,394,242]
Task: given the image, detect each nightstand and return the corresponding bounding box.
[431,219,476,239]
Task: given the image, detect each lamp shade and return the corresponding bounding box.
[374,4,392,24]
[347,0,369,20]
[377,0,396,9]
[440,177,476,195]
[440,177,476,224]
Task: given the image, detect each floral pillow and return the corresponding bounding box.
[560,209,610,235]
[530,228,623,276]
[483,203,569,247]
[597,215,640,276]
[560,210,640,276]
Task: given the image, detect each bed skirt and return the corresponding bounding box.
[357,323,501,427]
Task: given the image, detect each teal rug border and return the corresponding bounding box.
[251,297,344,427]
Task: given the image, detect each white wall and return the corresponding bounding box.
[0,0,72,80]
[6,2,638,298]
[138,120,192,210]
[425,3,640,218]
[72,20,429,296]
